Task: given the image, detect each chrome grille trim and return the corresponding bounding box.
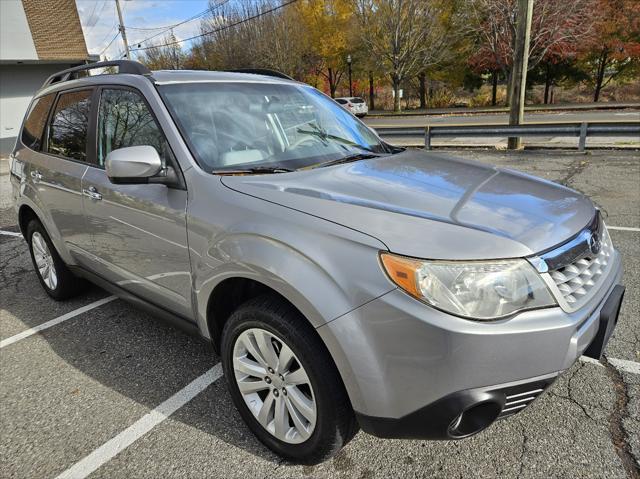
[528,213,616,313]
[492,376,556,421]
[498,387,545,419]
[544,227,613,313]
[505,389,544,400]
[501,404,528,414]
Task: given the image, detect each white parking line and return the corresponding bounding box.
[608,357,640,375]
[55,364,223,479]
[0,230,22,237]
[608,226,640,232]
[579,355,640,375]
[0,296,117,349]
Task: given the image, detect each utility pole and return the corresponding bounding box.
[115,0,131,60]
[507,0,533,149]
[347,54,353,97]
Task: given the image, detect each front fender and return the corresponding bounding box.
[192,230,392,338]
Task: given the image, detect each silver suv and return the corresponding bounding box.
[10,61,624,464]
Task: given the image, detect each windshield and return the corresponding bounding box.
[159,82,387,172]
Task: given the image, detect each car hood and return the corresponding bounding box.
[221,150,595,259]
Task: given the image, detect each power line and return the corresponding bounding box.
[83,0,101,32]
[99,31,121,56]
[130,0,299,52]
[129,0,229,48]
[96,23,118,49]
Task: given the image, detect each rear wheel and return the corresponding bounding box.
[221,294,357,464]
[26,219,86,300]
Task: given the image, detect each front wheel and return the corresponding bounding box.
[221,295,358,464]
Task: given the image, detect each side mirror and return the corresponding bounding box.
[105,145,164,184]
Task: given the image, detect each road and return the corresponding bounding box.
[363,109,640,127]
[1,151,639,479]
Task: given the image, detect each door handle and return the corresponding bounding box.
[30,170,43,182]
[83,186,102,201]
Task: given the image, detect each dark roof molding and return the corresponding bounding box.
[42,60,152,87]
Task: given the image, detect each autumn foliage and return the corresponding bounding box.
[135,0,640,109]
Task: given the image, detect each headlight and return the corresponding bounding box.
[380,253,556,320]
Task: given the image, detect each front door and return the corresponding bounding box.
[82,87,192,318]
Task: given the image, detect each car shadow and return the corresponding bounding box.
[1,233,281,464]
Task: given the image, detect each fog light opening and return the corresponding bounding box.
[448,401,502,439]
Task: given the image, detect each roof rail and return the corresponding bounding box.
[42,60,152,88]
[226,68,294,80]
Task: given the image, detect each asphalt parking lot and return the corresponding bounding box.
[1,149,639,479]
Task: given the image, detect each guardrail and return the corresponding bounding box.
[374,121,640,151]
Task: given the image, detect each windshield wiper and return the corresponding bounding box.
[212,166,294,175]
[296,126,378,153]
[309,152,382,169]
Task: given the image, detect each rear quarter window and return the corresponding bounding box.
[21,94,55,151]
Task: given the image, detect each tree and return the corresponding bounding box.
[193,0,309,78]
[136,31,185,70]
[466,0,598,104]
[356,0,454,112]
[579,0,640,101]
[529,54,587,104]
[294,0,355,97]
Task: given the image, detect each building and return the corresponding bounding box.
[0,0,96,155]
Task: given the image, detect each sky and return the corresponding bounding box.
[75,0,212,60]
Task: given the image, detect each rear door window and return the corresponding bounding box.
[21,94,55,151]
[48,89,93,161]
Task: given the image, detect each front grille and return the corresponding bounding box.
[548,228,613,310]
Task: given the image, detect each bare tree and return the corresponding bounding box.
[355,0,454,111]
[194,0,308,78]
[466,0,598,81]
[137,31,185,70]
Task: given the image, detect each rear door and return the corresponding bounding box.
[81,86,192,318]
[25,88,93,263]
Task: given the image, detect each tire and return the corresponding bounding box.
[26,218,86,300]
[221,294,358,464]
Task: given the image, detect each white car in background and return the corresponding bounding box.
[335,97,368,117]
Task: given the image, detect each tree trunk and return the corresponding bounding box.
[328,67,337,98]
[593,49,608,102]
[543,63,551,105]
[392,74,401,112]
[491,71,498,106]
[368,71,375,111]
[505,68,512,107]
[419,72,426,109]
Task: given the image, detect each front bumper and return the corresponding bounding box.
[357,372,558,439]
[317,249,623,439]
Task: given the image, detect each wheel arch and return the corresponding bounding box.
[18,204,39,236]
[205,275,321,353]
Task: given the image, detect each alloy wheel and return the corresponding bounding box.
[31,231,57,290]
[232,328,317,444]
